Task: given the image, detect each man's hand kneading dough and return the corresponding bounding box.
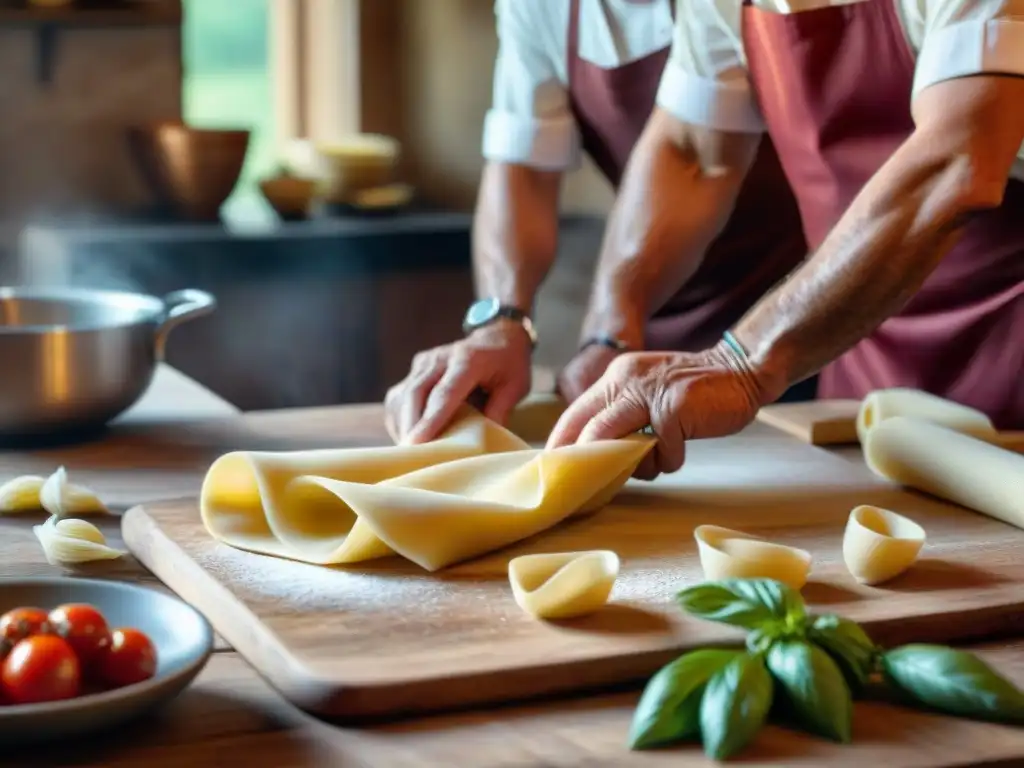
[546,340,765,480]
[385,320,532,445]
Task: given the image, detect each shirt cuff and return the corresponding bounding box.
[481,110,582,170]
[913,18,1024,100]
[655,60,765,133]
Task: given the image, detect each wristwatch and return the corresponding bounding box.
[462,297,538,347]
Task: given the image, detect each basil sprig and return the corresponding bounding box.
[628,577,1024,760]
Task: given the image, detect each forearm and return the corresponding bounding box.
[582,109,759,346]
[734,125,1009,401]
[471,162,562,314]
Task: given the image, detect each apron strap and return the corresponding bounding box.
[568,1,674,89]
[567,0,582,91]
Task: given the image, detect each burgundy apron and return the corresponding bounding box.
[566,0,808,357]
[742,0,1024,427]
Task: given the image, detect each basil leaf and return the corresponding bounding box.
[629,649,741,749]
[746,627,776,655]
[809,614,877,693]
[700,652,774,760]
[678,578,804,630]
[767,639,853,742]
[882,645,1024,723]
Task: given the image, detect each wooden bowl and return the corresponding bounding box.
[127,122,251,221]
[259,174,319,221]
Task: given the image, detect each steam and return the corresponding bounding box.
[17,210,369,411]
[19,211,149,293]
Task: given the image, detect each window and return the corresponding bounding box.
[181,0,360,218]
[182,0,273,211]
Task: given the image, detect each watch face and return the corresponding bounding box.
[465,297,500,328]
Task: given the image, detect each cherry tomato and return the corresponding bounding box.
[0,607,52,659]
[96,628,157,688]
[1,635,80,704]
[48,603,110,666]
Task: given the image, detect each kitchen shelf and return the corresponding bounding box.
[0,1,182,86]
[0,1,181,26]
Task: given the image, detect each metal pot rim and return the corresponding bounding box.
[0,286,212,335]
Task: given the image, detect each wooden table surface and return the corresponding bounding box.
[2,370,1024,767]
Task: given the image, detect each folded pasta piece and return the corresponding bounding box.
[857,388,996,444]
[201,406,654,571]
[508,550,620,620]
[694,524,812,590]
[842,505,925,585]
[862,416,1024,528]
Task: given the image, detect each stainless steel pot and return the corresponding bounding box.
[0,287,216,439]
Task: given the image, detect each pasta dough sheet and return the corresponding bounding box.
[863,416,1024,528]
[200,406,654,571]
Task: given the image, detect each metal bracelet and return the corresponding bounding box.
[579,334,631,353]
[720,330,763,405]
[722,330,747,361]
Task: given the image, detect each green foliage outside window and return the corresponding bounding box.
[182,0,273,207]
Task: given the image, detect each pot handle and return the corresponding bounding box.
[155,289,217,361]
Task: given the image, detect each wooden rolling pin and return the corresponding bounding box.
[757,390,1024,453]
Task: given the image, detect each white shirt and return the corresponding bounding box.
[656,0,1024,178]
[482,0,677,170]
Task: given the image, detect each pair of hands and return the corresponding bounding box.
[383,323,762,479]
[382,320,616,443]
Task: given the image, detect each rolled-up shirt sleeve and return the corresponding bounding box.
[655,0,765,133]
[912,0,1024,100]
[482,0,581,170]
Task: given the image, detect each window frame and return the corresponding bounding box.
[269,0,361,155]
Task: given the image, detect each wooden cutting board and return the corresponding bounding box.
[757,400,1024,451]
[121,427,1024,721]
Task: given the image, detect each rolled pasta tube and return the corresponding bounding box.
[863,416,1024,528]
[857,388,996,445]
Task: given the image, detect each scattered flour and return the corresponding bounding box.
[197,544,492,614]
[198,543,832,617]
[610,566,702,605]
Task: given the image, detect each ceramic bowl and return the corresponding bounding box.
[315,134,400,202]
[0,577,213,746]
[259,175,319,220]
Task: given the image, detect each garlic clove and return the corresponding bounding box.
[33,515,124,565]
[0,475,46,513]
[40,467,109,519]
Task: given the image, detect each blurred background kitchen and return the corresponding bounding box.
[3,0,614,411]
